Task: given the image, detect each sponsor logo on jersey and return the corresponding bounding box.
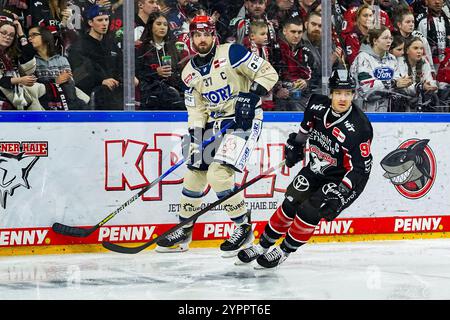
[184,73,195,85]
[380,139,436,199]
[332,127,346,143]
[293,175,309,192]
[310,104,326,111]
[0,142,47,209]
[344,120,356,132]
[202,84,232,104]
[373,66,394,81]
[213,58,227,69]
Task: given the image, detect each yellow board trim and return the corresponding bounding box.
[1,232,449,256]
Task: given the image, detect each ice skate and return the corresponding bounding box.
[235,244,268,265]
[220,210,254,258]
[155,226,193,253]
[254,246,290,269]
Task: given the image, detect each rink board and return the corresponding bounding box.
[0,112,449,255]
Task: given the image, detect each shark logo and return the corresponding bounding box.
[380,139,436,199]
[0,153,39,209]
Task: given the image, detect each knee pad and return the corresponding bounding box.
[207,162,235,192]
[298,199,322,226]
[183,168,207,193]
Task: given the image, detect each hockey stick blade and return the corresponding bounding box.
[51,222,97,238]
[102,160,286,254]
[52,121,234,238]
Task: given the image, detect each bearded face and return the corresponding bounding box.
[306,16,322,45]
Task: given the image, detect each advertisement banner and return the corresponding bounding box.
[0,113,449,252]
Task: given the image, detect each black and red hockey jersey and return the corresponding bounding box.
[299,94,373,191]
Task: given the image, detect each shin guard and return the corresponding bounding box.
[284,215,317,251]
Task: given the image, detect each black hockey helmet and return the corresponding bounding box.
[329,69,356,91]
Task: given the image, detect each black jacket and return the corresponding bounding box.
[68,33,122,94]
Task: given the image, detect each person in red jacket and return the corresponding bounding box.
[274,16,313,111]
[341,4,373,65]
[342,0,393,33]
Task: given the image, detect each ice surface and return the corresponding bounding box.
[1,239,450,300]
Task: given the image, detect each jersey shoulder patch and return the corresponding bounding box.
[229,43,252,68]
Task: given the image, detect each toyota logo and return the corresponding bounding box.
[293,175,310,192]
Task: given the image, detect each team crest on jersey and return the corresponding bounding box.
[380,139,436,199]
[373,67,394,81]
[308,145,337,175]
[0,142,48,209]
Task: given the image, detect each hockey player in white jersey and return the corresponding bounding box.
[156,15,279,256]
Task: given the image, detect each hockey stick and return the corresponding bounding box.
[52,121,235,238]
[102,159,287,254]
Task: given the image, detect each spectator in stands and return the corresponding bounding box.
[342,4,374,65]
[395,36,438,111]
[135,12,184,110]
[417,0,450,71]
[67,5,123,110]
[0,1,27,22]
[267,0,300,29]
[243,20,276,110]
[393,5,434,73]
[167,0,192,36]
[26,0,73,31]
[378,0,394,21]
[342,0,393,32]
[29,26,90,110]
[275,16,313,111]
[0,16,46,110]
[389,34,405,58]
[228,0,276,45]
[350,26,411,112]
[296,0,315,21]
[135,0,160,42]
[26,0,76,54]
[301,11,320,95]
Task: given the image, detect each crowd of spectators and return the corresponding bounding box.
[0,0,449,112]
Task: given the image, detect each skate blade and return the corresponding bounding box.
[234,258,254,266]
[253,264,278,271]
[221,240,254,259]
[221,250,239,258]
[155,244,189,253]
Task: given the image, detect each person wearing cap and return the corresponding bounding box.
[67,4,123,109]
[237,69,374,269]
[155,15,279,257]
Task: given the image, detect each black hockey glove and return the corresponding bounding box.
[284,133,305,168]
[182,127,203,169]
[234,91,260,131]
[318,183,351,221]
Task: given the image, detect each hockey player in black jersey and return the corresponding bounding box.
[237,69,374,269]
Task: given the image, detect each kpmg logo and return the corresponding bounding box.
[373,67,394,81]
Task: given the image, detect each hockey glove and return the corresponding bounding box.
[318,183,350,221]
[182,127,203,169]
[284,132,305,168]
[234,91,260,131]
